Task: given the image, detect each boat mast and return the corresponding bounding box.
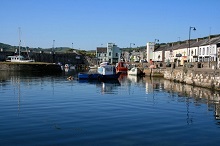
[18,27,21,56]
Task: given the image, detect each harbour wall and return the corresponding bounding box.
[0,62,62,73]
[162,68,220,91]
[142,61,220,91]
[0,51,86,65]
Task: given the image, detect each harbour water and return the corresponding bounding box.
[0,71,220,146]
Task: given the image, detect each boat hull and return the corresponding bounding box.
[116,61,128,74]
[128,67,145,76]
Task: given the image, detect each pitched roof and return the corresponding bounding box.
[191,38,209,47]
[207,36,220,45]
[153,34,220,52]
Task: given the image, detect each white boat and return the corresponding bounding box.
[78,62,121,80]
[127,67,144,76]
[6,55,34,62]
[6,28,34,63]
[97,62,116,75]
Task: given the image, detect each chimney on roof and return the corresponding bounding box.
[168,43,172,47]
[197,38,203,42]
[209,35,219,40]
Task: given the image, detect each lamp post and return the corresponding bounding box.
[154,39,159,51]
[52,40,55,52]
[129,43,135,62]
[153,39,159,61]
[72,43,73,49]
[130,43,135,48]
[188,26,196,63]
[52,40,55,63]
[155,39,159,44]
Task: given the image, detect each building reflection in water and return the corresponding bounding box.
[143,76,220,124]
[1,71,220,124]
[97,81,121,94]
[78,80,121,95]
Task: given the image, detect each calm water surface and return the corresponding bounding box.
[0,71,220,146]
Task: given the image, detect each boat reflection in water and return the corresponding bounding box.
[78,80,121,94]
[2,71,220,145]
[127,74,143,84]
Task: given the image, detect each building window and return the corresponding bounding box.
[203,48,205,55]
[109,52,111,56]
[116,53,118,57]
[207,47,209,55]
[199,48,201,55]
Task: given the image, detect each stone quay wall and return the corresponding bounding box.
[0,62,62,73]
[163,67,220,91]
[0,51,85,65]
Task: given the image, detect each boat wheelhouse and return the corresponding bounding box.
[6,55,34,62]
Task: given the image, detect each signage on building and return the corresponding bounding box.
[176,53,182,57]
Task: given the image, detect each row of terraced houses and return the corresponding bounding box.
[96,34,220,68]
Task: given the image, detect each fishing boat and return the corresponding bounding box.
[116,61,128,74]
[127,67,145,76]
[6,28,34,63]
[6,55,34,62]
[78,62,121,80]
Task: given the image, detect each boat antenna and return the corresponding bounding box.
[18,27,21,56]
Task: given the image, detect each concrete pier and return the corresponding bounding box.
[0,62,62,73]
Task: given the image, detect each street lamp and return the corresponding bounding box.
[154,39,159,50]
[52,40,55,63]
[188,26,196,63]
[153,39,159,61]
[52,40,55,52]
[130,43,135,48]
[72,43,73,49]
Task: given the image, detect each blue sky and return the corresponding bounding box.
[0,0,220,50]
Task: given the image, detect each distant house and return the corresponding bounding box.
[96,47,107,64]
[96,43,120,64]
[197,36,220,63]
[151,34,220,68]
[107,43,120,64]
[146,42,155,62]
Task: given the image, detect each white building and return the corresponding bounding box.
[146,42,155,62]
[197,37,219,63]
[153,35,220,68]
[96,43,120,64]
[96,47,107,64]
[107,43,120,64]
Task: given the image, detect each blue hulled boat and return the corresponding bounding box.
[78,62,121,80]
